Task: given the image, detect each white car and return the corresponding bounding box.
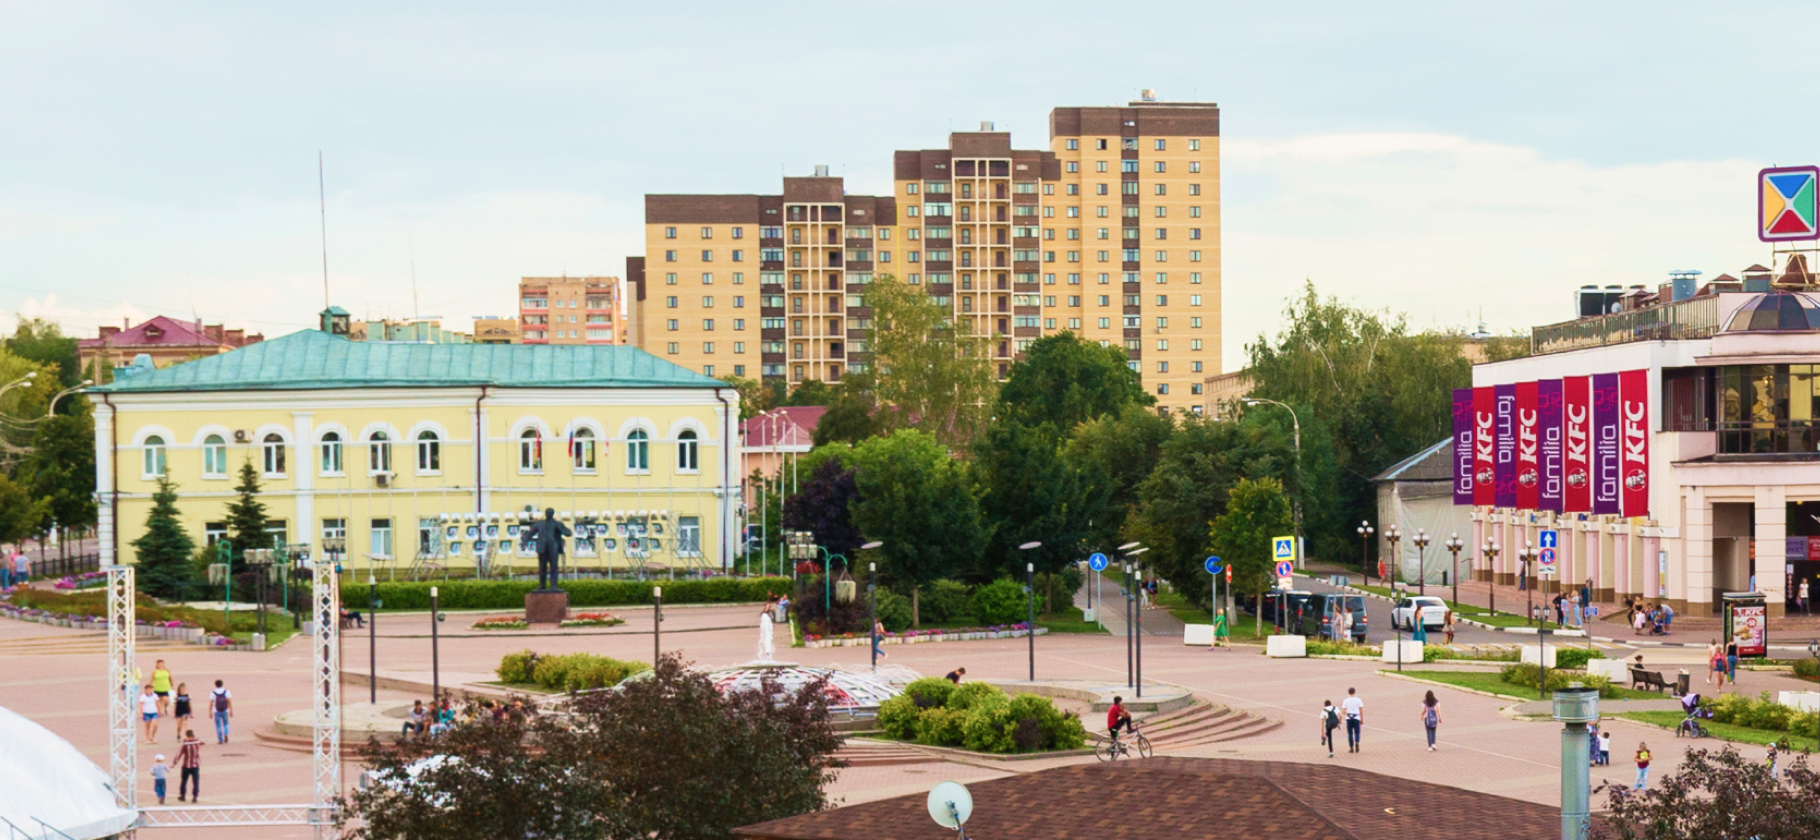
[1390,596,1448,630]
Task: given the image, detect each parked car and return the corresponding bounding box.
[1297,593,1368,643]
[1242,590,1314,630]
[1390,595,1448,630]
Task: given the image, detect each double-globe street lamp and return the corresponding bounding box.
[1411,529,1430,596]
[1384,524,1402,590]
[1356,522,1375,586]
[1445,534,1465,609]
[1482,541,1502,617]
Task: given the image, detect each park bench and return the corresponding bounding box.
[1629,667,1671,694]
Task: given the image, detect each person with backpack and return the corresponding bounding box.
[208,680,233,744]
[1320,700,1341,758]
[1420,690,1441,751]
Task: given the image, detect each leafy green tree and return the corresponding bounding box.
[811,388,878,446]
[1207,477,1295,619]
[21,413,97,551]
[972,420,1092,611]
[781,458,862,560]
[784,379,836,407]
[718,375,773,421]
[223,461,268,572]
[1062,405,1175,553]
[1593,746,1820,840]
[6,317,82,391]
[849,429,985,625]
[0,472,43,548]
[998,332,1151,433]
[343,653,843,840]
[131,477,195,599]
[859,274,997,446]
[1246,282,1471,564]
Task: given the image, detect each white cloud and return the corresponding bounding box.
[0,294,149,338]
[1222,133,1764,371]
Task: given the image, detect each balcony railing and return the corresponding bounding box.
[1531,295,1720,355]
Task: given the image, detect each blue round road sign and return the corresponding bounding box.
[1275,560,1294,578]
[1204,556,1223,575]
[1088,552,1109,572]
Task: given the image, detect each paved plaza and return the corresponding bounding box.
[2,586,1815,837]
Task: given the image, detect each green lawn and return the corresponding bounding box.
[911,605,1107,635]
[1395,669,1662,701]
[1153,586,1271,642]
[1618,710,1817,752]
[1353,585,1551,628]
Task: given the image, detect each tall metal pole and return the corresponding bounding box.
[1124,562,1134,689]
[430,586,440,703]
[868,563,878,671]
[1026,562,1035,681]
[653,585,663,665]
[1135,567,1144,699]
[368,575,378,705]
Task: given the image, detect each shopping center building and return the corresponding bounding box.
[91,311,741,578]
[1467,277,1820,617]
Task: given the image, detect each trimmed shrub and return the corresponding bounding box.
[920,579,971,624]
[1500,663,1617,698]
[960,694,1015,753]
[1787,709,1820,737]
[341,576,793,611]
[970,578,1026,626]
[497,650,538,684]
[876,590,912,633]
[945,681,1003,712]
[1708,691,1754,725]
[518,652,647,692]
[1795,658,1820,680]
[1555,648,1605,670]
[902,677,956,710]
[877,695,921,740]
[914,707,967,746]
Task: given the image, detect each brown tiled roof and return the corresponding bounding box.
[734,758,1565,840]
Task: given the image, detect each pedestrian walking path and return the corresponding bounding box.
[1073,575,1189,640]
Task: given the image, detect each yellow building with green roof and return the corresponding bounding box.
[92,315,742,578]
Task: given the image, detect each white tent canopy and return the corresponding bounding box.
[0,704,137,839]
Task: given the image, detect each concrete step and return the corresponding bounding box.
[250,726,368,757]
[835,739,940,767]
[1164,715,1283,748]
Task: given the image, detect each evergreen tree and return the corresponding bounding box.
[132,477,195,599]
[223,461,268,572]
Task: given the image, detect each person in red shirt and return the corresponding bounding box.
[176,729,202,802]
[1107,696,1132,740]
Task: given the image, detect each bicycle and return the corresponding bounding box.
[1095,721,1153,761]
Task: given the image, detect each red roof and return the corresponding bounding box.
[78,316,261,350]
[741,406,826,448]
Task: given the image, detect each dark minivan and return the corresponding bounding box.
[1296,593,1368,643]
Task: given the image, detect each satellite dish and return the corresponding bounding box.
[927,780,974,830]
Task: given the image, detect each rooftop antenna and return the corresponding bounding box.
[318,152,330,309]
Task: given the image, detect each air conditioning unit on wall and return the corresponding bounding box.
[233,430,249,443]
[374,472,393,488]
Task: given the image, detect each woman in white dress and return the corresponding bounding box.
[757,595,777,661]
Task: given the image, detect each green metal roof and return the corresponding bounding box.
[94,328,727,393]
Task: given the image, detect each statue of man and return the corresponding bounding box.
[528,508,571,590]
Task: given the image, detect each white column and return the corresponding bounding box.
[94,402,116,565]
[471,402,490,513]
[1755,485,1788,615]
[1471,508,1485,582]
[1683,488,1712,615]
[293,411,314,547]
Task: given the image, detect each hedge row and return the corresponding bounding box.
[341,577,793,611]
[498,650,648,692]
[877,678,1086,754]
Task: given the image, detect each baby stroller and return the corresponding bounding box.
[1675,692,1711,738]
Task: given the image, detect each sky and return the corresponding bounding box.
[3,2,1816,371]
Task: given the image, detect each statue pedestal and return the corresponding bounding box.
[525,590,569,624]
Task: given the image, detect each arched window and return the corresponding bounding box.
[571,428,596,471]
[677,429,699,472]
[626,429,649,472]
[202,434,227,478]
[416,430,441,473]
[519,429,543,472]
[262,433,287,476]
[320,432,343,474]
[368,431,392,474]
[142,435,167,477]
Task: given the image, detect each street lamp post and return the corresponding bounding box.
[368,574,378,704]
[1245,399,1302,567]
[1482,542,1502,617]
[1117,542,1139,689]
[44,379,92,416]
[653,585,663,664]
[861,540,883,670]
[1810,640,1820,748]
[1019,542,1042,681]
[1519,542,1536,627]
[1356,522,1374,586]
[1384,525,1402,590]
[1412,530,1430,596]
[430,586,442,703]
[1445,534,1464,610]
[1126,546,1149,698]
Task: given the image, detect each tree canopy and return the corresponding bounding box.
[1207,477,1296,605]
[781,457,861,560]
[858,274,997,446]
[848,429,984,623]
[996,332,1151,434]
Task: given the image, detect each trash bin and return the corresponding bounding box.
[1675,671,1690,697]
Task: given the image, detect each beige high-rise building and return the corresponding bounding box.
[519,276,622,345]
[628,97,1219,411]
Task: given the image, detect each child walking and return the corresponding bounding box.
[150,754,168,804]
[1633,742,1651,790]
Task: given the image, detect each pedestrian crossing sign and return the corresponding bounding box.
[1273,536,1295,562]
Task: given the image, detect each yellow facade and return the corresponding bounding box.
[94,334,740,577]
[642,222,770,381]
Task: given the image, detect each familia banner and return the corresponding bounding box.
[1454,370,1649,517]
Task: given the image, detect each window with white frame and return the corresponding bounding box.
[202,434,227,478]
[367,431,392,474]
[678,516,701,557]
[322,518,346,542]
[262,433,286,476]
[571,428,596,471]
[416,430,441,473]
[320,432,343,474]
[519,428,543,472]
[626,429,650,472]
[677,429,699,472]
[143,435,167,477]
[370,518,393,559]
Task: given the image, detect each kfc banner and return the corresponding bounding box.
[1563,376,1592,513]
[1515,381,1540,510]
[1592,372,1621,515]
[1453,388,1474,505]
[1619,368,1650,517]
[1495,383,1518,508]
[1473,386,1495,506]
[1539,379,1563,512]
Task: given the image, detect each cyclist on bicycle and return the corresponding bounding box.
[1107,696,1133,740]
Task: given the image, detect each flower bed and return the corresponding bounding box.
[53,571,108,591]
[559,612,625,628]
[802,623,1044,649]
[470,616,529,631]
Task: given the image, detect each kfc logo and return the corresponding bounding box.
[1625,469,1647,491]
[1518,469,1537,487]
[1566,470,1588,488]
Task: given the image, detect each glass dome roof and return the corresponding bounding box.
[611,661,904,710]
[1725,292,1820,332]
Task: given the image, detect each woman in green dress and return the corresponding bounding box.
[1210,608,1231,649]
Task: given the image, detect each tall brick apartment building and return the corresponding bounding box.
[627,97,1220,412]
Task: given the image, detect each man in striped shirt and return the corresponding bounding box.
[176,729,202,802]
